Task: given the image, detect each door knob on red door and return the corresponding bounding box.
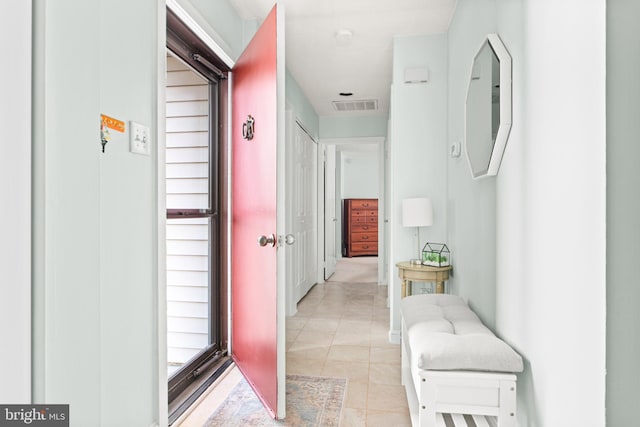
[258,234,276,247]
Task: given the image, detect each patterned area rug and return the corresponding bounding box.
[204,375,346,427]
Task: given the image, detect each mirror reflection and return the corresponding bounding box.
[465,34,511,178]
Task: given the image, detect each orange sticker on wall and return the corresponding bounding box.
[100,114,125,133]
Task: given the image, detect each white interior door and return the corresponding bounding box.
[324,145,337,279]
[292,122,317,302]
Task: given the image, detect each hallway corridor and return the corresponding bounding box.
[176,258,411,426]
[286,259,411,426]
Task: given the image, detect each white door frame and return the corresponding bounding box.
[160,1,238,425]
[318,137,386,285]
[285,109,319,316]
[321,144,338,280]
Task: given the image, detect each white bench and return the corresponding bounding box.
[401,294,524,427]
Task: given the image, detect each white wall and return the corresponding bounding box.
[0,0,31,403]
[447,0,606,425]
[607,1,640,424]
[388,34,448,341]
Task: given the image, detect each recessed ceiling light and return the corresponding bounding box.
[339,92,353,97]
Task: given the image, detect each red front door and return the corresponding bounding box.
[231,4,285,419]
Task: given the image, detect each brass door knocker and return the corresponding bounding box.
[242,115,255,140]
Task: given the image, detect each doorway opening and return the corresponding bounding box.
[319,137,387,289]
[164,3,287,422]
[165,7,232,424]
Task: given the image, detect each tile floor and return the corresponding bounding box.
[286,278,411,426]
[176,259,412,426]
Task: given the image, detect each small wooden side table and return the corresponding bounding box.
[396,262,452,297]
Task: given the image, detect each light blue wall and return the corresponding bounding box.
[607,0,640,424]
[447,0,606,425]
[340,150,379,199]
[186,0,246,58]
[97,1,161,424]
[446,0,498,331]
[320,115,387,139]
[388,34,448,339]
[286,71,320,140]
[0,0,31,404]
[32,0,163,424]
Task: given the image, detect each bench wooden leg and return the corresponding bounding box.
[420,376,437,427]
[498,379,517,427]
[416,371,518,427]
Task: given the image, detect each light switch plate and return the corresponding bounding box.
[130,121,150,155]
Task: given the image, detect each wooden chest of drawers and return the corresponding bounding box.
[343,198,378,257]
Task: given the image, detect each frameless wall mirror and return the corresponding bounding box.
[465,33,512,178]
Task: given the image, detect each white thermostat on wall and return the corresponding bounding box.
[130,121,151,155]
[450,141,462,158]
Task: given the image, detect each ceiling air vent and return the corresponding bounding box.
[331,99,378,112]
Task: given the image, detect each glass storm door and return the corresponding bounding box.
[165,40,224,422]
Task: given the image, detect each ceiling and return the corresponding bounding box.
[229,0,458,117]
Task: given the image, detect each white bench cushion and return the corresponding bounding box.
[402,294,524,373]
